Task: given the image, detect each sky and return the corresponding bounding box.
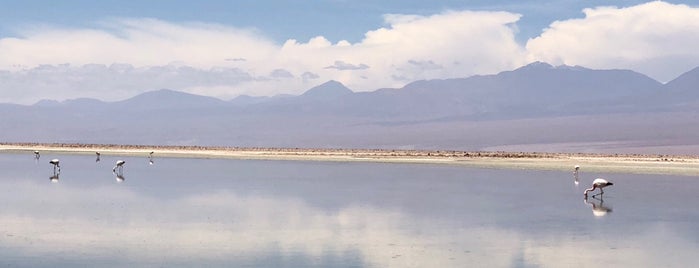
[1,0,698,104]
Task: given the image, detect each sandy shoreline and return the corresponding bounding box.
[2,143,699,176]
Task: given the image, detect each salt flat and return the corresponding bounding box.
[2,143,699,176]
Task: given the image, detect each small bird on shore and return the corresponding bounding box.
[584,178,613,197]
[34,150,40,160]
[95,152,101,162]
[113,160,125,174]
[49,159,60,174]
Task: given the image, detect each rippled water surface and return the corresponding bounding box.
[1,152,698,267]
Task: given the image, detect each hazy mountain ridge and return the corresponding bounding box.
[2,62,699,153]
[13,62,691,116]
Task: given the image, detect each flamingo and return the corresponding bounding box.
[49,159,60,174]
[584,178,614,197]
[113,160,125,174]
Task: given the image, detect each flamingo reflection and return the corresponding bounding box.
[148,151,154,165]
[573,165,580,185]
[584,196,612,217]
[95,152,101,162]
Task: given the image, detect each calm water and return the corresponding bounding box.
[0,152,698,267]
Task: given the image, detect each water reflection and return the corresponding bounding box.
[0,153,698,267]
[573,165,580,185]
[95,152,101,162]
[584,196,612,217]
[115,174,125,182]
[49,174,59,183]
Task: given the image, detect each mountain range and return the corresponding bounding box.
[2,62,699,154]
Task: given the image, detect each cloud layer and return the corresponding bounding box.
[0,1,698,104]
[527,1,699,82]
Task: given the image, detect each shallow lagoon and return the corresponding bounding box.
[0,152,698,267]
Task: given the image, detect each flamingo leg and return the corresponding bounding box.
[592,190,603,197]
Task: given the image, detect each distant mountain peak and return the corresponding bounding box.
[668,66,699,85]
[301,80,353,99]
[665,66,699,96]
[32,97,105,107]
[139,88,186,96]
[33,99,61,107]
[515,61,554,71]
[128,88,213,99]
[116,88,226,109]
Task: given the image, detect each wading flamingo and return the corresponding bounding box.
[113,160,125,174]
[49,159,60,174]
[584,178,613,198]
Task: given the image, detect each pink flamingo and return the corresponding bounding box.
[584,178,613,198]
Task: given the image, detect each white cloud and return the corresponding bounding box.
[0,12,526,104]
[526,1,699,82]
[324,60,370,70]
[0,63,256,104]
[270,68,294,78]
[0,19,278,68]
[2,2,698,104]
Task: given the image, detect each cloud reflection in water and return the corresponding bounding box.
[0,154,698,267]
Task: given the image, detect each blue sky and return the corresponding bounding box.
[0,0,698,104]
[0,0,668,43]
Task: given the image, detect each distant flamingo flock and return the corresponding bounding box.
[33,150,155,183]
